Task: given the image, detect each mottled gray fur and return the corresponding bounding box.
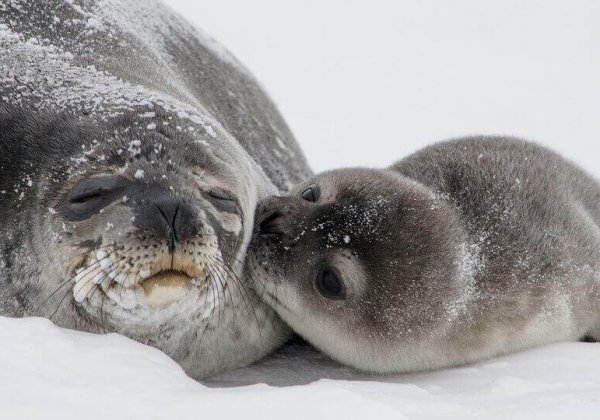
[0,0,311,378]
[250,137,600,373]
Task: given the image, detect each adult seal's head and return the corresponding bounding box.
[0,0,311,378]
[249,138,600,374]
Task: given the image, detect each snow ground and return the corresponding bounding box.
[2,1,600,419]
[2,317,600,419]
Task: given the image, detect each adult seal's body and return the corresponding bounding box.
[0,0,310,378]
[250,137,600,374]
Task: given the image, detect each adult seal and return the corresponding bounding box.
[250,137,600,374]
[0,0,311,378]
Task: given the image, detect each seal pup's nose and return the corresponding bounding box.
[134,194,198,252]
[256,197,289,239]
[259,210,284,237]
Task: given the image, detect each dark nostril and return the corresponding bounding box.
[259,210,284,236]
[134,195,198,253]
[155,199,179,252]
[155,202,178,231]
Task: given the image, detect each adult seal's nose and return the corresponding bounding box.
[134,194,198,252]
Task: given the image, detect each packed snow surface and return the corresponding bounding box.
[1,317,599,419]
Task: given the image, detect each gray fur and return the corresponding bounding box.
[249,137,600,373]
[0,0,311,378]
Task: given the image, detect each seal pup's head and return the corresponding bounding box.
[249,168,478,373]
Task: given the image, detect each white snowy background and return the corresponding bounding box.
[2,1,600,419]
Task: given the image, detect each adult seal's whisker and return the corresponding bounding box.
[0,0,309,378]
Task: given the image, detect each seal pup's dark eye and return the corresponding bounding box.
[300,184,320,202]
[315,266,346,300]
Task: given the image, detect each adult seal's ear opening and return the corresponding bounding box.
[0,0,311,378]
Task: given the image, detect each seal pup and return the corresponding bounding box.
[249,137,600,374]
[0,0,311,378]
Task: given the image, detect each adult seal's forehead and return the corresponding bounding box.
[0,0,312,378]
[0,0,310,190]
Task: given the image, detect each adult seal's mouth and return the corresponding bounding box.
[73,247,212,310]
[141,271,205,309]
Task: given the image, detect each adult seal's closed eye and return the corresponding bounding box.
[0,0,311,378]
[249,137,600,374]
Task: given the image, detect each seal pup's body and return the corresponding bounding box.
[0,0,311,378]
[250,137,600,373]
